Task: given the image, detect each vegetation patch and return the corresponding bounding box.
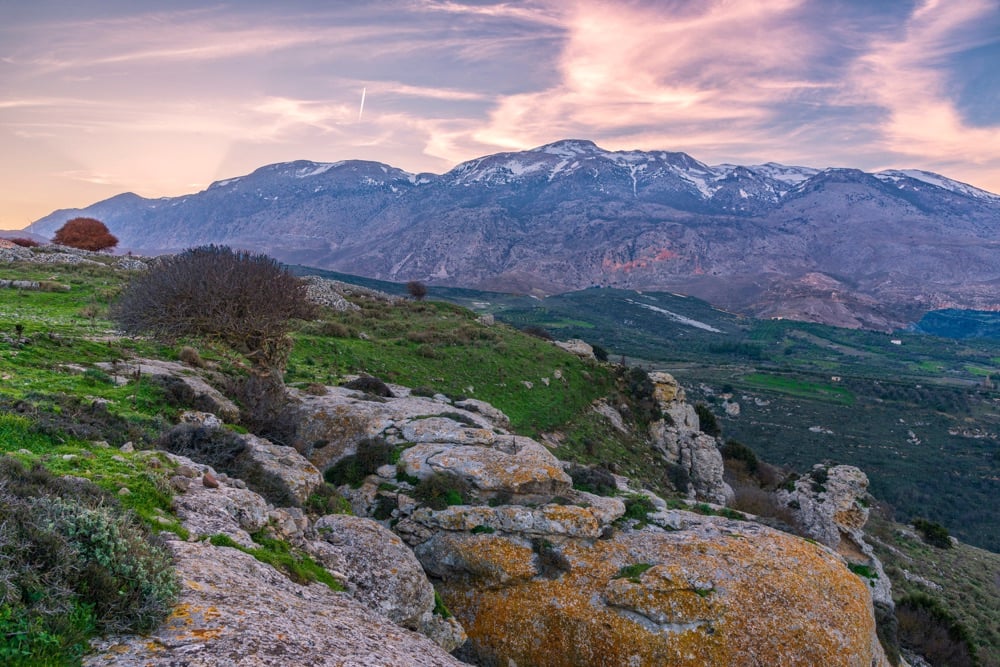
[0,456,177,666]
[613,562,653,583]
[208,532,344,593]
[413,471,471,510]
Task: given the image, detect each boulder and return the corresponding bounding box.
[427,519,889,667]
[308,515,466,651]
[165,454,270,548]
[286,387,495,471]
[236,433,323,507]
[399,435,572,503]
[644,371,731,504]
[84,540,466,667]
[554,338,595,360]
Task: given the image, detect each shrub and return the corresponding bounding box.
[896,594,975,667]
[623,494,656,520]
[694,403,721,437]
[111,245,315,373]
[665,462,690,494]
[178,346,205,367]
[532,538,571,578]
[568,464,618,496]
[721,439,758,474]
[413,472,470,510]
[613,562,653,582]
[406,280,428,301]
[592,344,609,362]
[7,237,39,248]
[521,325,553,341]
[324,437,393,488]
[912,517,953,549]
[0,457,177,663]
[52,217,119,251]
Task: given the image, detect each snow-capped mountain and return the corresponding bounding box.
[26,139,1000,329]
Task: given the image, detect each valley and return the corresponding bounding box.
[295,267,1000,552]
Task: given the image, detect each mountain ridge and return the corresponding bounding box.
[25,139,1000,330]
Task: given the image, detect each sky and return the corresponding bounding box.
[1,0,999,229]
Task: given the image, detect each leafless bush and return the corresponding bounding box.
[111,245,315,373]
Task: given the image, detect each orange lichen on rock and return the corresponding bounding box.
[436,522,889,667]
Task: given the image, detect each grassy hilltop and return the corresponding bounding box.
[2,255,997,665]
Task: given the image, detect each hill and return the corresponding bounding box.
[1,248,997,665]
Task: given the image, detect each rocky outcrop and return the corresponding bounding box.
[84,539,465,667]
[777,464,893,606]
[309,514,466,650]
[96,358,239,422]
[286,386,506,471]
[88,374,895,667]
[417,518,888,667]
[236,432,324,507]
[646,372,731,505]
[399,435,571,504]
[554,338,596,360]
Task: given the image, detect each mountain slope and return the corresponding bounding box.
[27,140,1000,329]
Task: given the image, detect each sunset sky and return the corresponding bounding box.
[1,0,999,229]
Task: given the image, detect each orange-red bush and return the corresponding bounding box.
[52,217,118,251]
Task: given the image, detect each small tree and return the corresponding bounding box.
[52,217,118,251]
[111,245,315,374]
[406,280,428,301]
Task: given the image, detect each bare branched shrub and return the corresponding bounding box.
[111,245,315,373]
[52,217,119,251]
[406,280,428,301]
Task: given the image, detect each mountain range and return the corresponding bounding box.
[26,139,1000,330]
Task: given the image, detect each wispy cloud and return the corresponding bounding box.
[845,0,1000,180]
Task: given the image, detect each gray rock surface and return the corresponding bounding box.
[646,372,731,505]
[84,540,466,667]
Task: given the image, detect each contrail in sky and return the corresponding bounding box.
[358,87,366,122]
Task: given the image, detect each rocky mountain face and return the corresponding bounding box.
[26,140,1000,329]
[83,347,892,666]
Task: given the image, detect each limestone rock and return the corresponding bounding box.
[777,464,893,605]
[84,540,466,667]
[410,500,620,540]
[777,464,871,549]
[453,398,510,429]
[646,371,730,505]
[399,436,571,503]
[309,515,435,631]
[236,433,323,507]
[165,454,269,548]
[286,386,495,471]
[301,275,362,311]
[430,519,889,667]
[648,371,685,403]
[554,338,595,360]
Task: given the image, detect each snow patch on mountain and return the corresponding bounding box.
[875,170,1000,201]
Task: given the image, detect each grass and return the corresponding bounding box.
[741,373,855,405]
[286,296,616,436]
[613,562,653,582]
[0,413,184,536]
[209,533,345,592]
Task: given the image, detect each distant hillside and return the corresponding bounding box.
[915,309,1000,340]
[26,139,1000,330]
